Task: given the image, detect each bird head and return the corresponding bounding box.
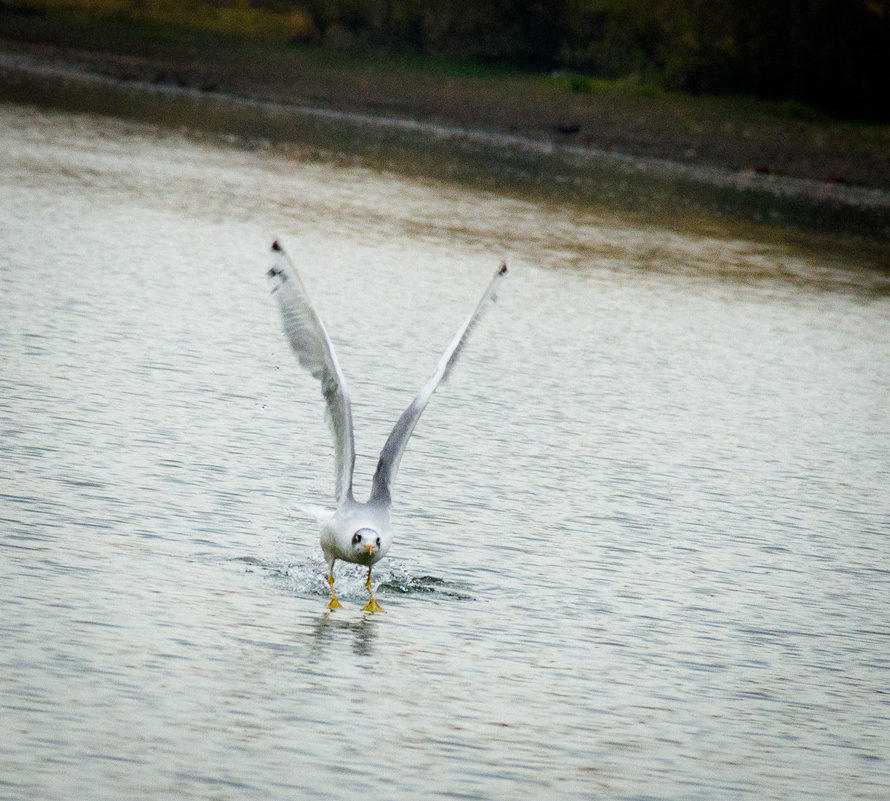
[350,528,382,564]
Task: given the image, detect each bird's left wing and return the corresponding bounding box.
[267,241,355,505]
[369,263,507,505]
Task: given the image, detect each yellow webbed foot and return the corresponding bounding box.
[362,565,384,612]
[326,566,342,609]
[361,597,384,613]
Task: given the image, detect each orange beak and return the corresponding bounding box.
[365,544,374,555]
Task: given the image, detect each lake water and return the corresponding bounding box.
[1,103,889,800]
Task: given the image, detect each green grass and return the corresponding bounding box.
[0,0,309,40]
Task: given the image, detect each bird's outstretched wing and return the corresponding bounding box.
[267,241,355,505]
[369,263,507,505]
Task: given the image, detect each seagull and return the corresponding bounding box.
[267,240,506,612]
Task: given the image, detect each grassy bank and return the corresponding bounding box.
[1,0,889,196]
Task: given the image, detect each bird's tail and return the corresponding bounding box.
[294,502,334,524]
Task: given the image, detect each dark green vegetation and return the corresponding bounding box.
[296,0,890,122]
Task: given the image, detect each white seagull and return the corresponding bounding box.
[267,240,506,612]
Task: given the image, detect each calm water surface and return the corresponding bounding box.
[1,104,889,800]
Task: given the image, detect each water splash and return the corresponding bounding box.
[229,553,474,602]
[377,564,475,600]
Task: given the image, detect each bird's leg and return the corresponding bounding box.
[361,565,384,613]
[327,564,342,609]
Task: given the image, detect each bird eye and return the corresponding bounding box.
[352,533,362,545]
[375,537,381,547]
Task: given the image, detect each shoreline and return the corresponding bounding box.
[2,40,889,241]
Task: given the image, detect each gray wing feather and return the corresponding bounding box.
[267,241,355,504]
[369,263,507,504]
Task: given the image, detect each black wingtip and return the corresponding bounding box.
[498,262,508,275]
[271,240,282,252]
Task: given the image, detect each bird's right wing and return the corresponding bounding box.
[369,263,507,505]
[267,241,355,505]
